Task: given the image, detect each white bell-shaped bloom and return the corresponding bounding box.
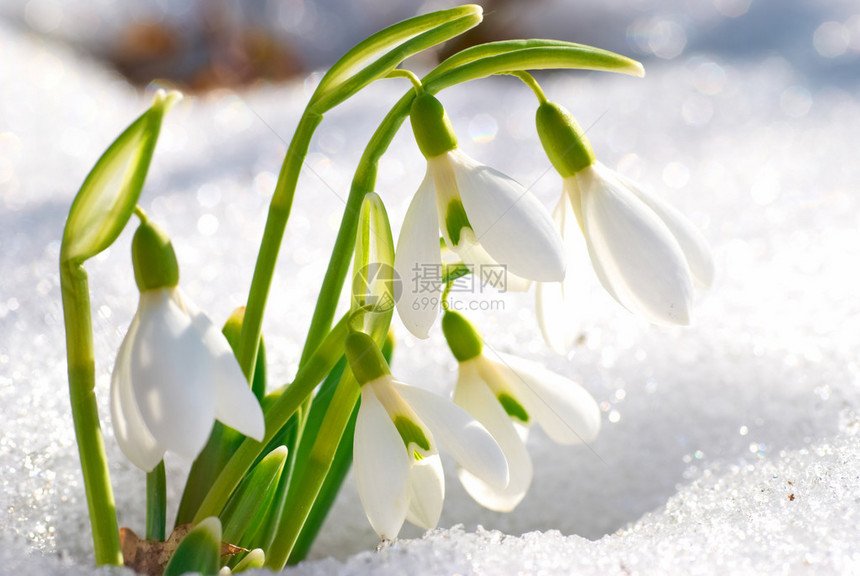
[353,373,509,540]
[110,287,265,471]
[453,351,601,511]
[537,163,714,351]
[395,148,565,339]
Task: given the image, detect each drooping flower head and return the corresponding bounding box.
[110,216,265,471]
[345,331,508,540]
[395,91,565,339]
[442,310,601,511]
[534,100,714,352]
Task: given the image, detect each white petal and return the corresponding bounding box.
[535,192,589,354]
[130,289,217,462]
[394,168,443,339]
[183,295,264,441]
[615,171,715,289]
[354,387,410,540]
[449,149,565,282]
[563,176,585,233]
[110,312,165,471]
[452,231,531,292]
[484,352,601,445]
[393,381,508,491]
[405,454,445,530]
[577,163,693,325]
[453,360,532,512]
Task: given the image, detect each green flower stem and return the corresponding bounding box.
[385,69,423,92]
[264,372,360,569]
[146,460,166,541]
[508,70,548,104]
[237,110,324,383]
[298,93,414,366]
[60,262,122,566]
[239,6,483,378]
[192,315,350,524]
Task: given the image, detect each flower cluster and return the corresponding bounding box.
[61,11,714,571]
[109,89,713,543]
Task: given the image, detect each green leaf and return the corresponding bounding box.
[163,517,222,576]
[423,40,645,93]
[61,90,181,264]
[310,5,481,111]
[221,446,288,545]
[352,192,395,343]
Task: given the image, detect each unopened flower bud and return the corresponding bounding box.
[535,101,595,177]
[132,219,179,292]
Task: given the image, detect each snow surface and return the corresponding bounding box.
[2,2,860,575]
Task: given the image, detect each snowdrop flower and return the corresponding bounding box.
[442,310,601,511]
[395,91,565,339]
[534,101,714,351]
[345,331,509,539]
[111,217,265,471]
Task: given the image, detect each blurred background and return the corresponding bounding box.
[1,0,858,92]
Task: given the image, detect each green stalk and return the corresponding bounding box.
[236,110,324,383]
[298,94,415,365]
[264,372,360,569]
[146,460,166,541]
[192,316,350,523]
[60,262,122,565]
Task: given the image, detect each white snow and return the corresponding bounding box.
[2,2,860,574]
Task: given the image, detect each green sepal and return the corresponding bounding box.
[345,331,391,385]
[410,92,458,158]
[311,6,482,112]
[232,549,265,573]
[393,415,431,452]
[132,218,179,292]
[498,392,529,423]
[61,90,181,264]
[221,446,288,545]
[163,517,222,576]
[445,198,472,246]
[442,310,483,362]
[536,101,595,177]
[352,192,395,343]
